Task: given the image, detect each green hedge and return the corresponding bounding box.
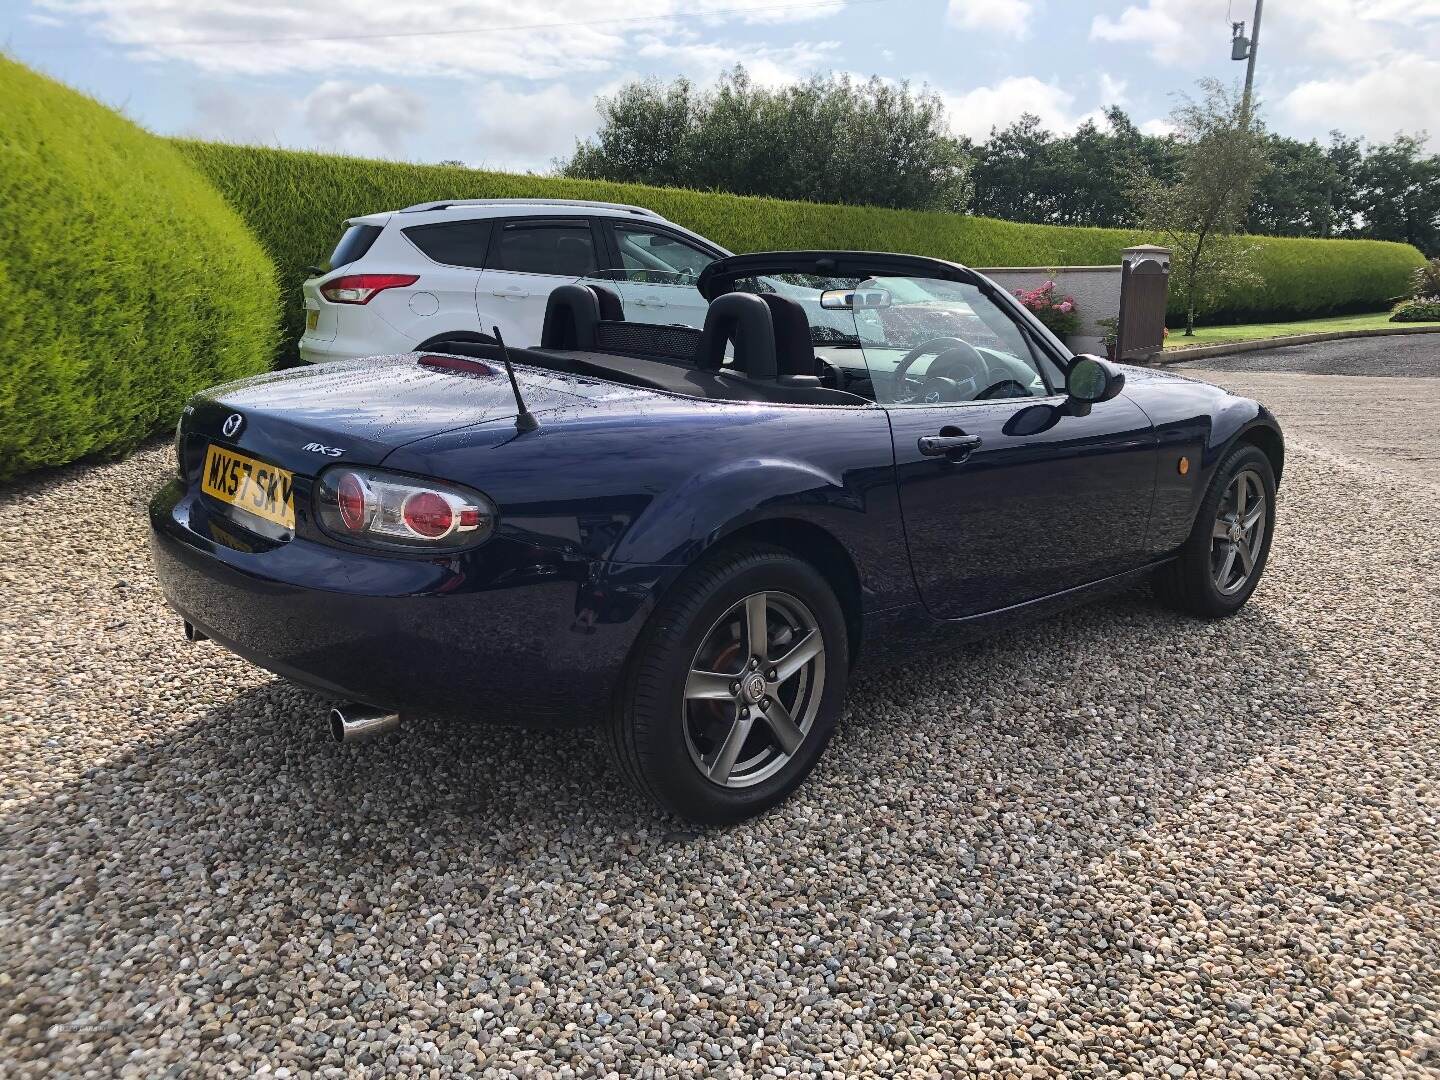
[173,140,1426,359]
[0,59,278,482]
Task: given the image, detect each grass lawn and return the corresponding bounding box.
[1164,311,1440,350]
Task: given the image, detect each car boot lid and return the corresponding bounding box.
[185,353,653,472]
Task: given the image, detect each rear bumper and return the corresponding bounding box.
[298,338,364,365]
[148,481,665,728]
[300,306,414,364]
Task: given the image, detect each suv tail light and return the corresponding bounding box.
[315,467,496,551]
[319,273,418,305]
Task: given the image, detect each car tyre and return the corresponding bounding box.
[1154,442,1276,618]
[610,544,849,824]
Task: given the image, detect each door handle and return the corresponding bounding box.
[490,287,530,299]
[630,297,668,309]
[918,433,983,459]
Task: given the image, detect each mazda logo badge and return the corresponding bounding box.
[221,413,244,438]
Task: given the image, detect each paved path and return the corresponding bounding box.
[1170,331,1440,377]
[1173,334,1440,489]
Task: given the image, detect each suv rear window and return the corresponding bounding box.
[401,219,493,268]
[328,223,382,269]
[491,220,598,276]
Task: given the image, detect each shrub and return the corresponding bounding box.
[0,58,278,481]
[1013,281,1080,338]
[172,141,1427,361]
[1390,300,1440,322]
[1408,257,1440,301]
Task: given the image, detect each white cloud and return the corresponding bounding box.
[34,0,680,78]
[1091,0,1440,69]
[188,84,295,145]
[469,81,602,171]
[1097,72,1128,107]
[31,0,848,83]
[724,0,847,24]
[943,76,1076,140]
[1089,2,1189,56]
[1282,54,1440,142]
[1139,117,1175,137]
[302,81,425,157]
[633,31,839,86]
[941,72,1149,141]
[946,0,1034,39]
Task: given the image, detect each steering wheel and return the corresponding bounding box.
[891,337,990,404]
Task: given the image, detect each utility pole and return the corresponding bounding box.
[1231,0,1264,125]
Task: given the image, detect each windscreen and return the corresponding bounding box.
[579,267,1057,404]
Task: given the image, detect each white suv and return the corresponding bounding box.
[299,199,730,363]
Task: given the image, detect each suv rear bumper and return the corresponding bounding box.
[298,338,365,364]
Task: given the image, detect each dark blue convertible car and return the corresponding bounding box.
[150,251,1282,822]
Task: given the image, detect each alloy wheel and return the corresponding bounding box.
[682,590,826,789]
[1211,467,1267,596]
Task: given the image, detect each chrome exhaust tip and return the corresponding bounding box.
[183,621,207,642]
[329,703,400,744]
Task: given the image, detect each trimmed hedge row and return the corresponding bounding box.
[176,140,1425,359]
[0,59,278,482]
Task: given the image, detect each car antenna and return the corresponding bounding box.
[492,325,539,433]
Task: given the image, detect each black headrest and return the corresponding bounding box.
[695,292,778,379]
[756,293,816,379]
[540,284,600,349]
[590,282,624,321]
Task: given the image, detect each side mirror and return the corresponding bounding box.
[1065,354,1125,413]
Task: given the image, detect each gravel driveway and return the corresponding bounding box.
[3,438,1439,1078]
[1173,335,1440,490]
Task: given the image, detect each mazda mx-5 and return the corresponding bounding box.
[150,251,1282,822]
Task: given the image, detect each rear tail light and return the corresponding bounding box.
[336,471,370,531]
[401,491,453,538]
[315,467,496,550]
[319,273,418,305]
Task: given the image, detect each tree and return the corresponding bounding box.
[1129,80,1270,335]
[1351,134,1440,256]
[1246,135,1340,236]
[564,77,696,190]
[561,66,971,211]
[968,108,1180,228]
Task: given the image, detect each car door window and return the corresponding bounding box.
[852,277,1056,406]
[612,223,717,286]
[490,220,598,276]
[401,219,494,268]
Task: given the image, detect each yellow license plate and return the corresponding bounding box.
[202,444,296,530]
[306,309,319,330]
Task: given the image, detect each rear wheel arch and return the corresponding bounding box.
[702,518,864,670]
[609,538,851,821]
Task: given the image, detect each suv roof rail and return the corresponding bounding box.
[398,198,665,217]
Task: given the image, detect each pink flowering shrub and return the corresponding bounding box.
[1014,280,1080,338]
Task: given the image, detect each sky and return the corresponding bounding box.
[4,0,1439,172]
